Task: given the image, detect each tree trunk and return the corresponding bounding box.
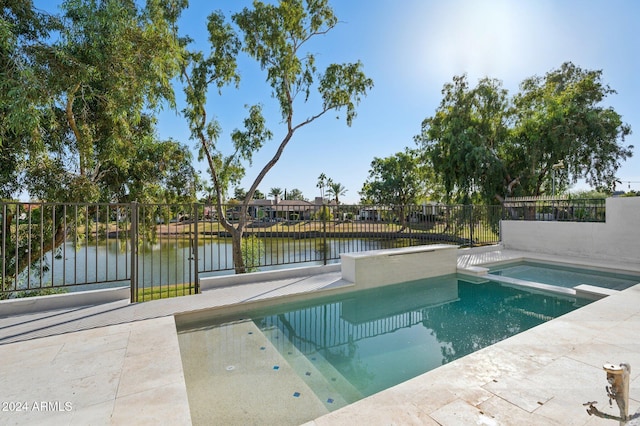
[396,206,408,232]
[230,228,246,274]
[65,83,86,177]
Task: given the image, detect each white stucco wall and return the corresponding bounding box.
[501,197,640,263]
[340,244,458,289]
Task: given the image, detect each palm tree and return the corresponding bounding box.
[316,173,327,201]
[268,187,282,200]
[327,181,347,205]
[203,184,215,205]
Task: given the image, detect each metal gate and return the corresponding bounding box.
[0,201,200,303]
[132,203,199,302]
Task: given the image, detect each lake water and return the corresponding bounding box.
[18,237,401,291]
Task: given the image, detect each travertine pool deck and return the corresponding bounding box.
[1,248,639,425]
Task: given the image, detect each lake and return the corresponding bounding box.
[17,237,409,293]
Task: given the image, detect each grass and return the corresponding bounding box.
[77,219,500,247]
[137,282,197,301]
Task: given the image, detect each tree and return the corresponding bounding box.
[415,75,511,204]
[234,186,266,201]
[416,63,633,204]
[360,149,426,227]
[361,149,426,206]
[181,0,373,273]
[233,187,247,201]
[512,62,632,195]
[286,188,306,201]
[268,187,283,199]
[203,183,216,204]
[1,0,192,203]
[241,235,265,273]
[0,1,60,199]
[1,0,193,294]
[326,181,347,205]
[43,0,190,203]
[316,173,328,201]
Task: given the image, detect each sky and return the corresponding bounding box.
[36,0,640,202]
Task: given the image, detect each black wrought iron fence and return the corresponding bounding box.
[503,197,606,222]
[0,200,525,301]
[0,202,134,298]
[196,203,504,273]
[134,203,200,302]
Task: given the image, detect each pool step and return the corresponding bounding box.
[574,284,619,301]
[178,320,329,425]
[260,325,363,410]
[485,273,576,297]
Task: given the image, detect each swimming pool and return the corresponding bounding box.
[488,261,640,290]
[177,274,591,425]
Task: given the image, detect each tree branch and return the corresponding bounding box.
[65,82,84,176]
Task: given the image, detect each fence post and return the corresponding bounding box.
[130,201,138,303]
[322,208,327,265]
[193,203,200,294]
[468,204,474,248]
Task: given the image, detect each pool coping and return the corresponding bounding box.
[1,247,639,424]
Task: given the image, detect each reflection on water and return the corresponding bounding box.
[253,276,588,398]
[24,238,397,291]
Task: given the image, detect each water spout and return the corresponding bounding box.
[584,363,631,425]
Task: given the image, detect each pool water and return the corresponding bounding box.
[254,275,587,399]
[489,261,640,290]
[178,274,591,424]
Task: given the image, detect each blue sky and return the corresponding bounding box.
[37,0,640,202]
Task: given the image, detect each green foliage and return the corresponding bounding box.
[313,205,332,221]
[361,149,426,206]
[416,75,512,203]
[137,282,195,301]
[241,235,265,273]
[2,0,194,203]
[316,174,346,204]
[512,62,632,195]
[269,187,283,199]
[50,0,190,202]
[568,190,608,199]
[286,188,306,201]
[416,62,633,204]
[0,1,61,198]
[0,203,99,295]
[233,187,247,201]
[11,286,68,299]
[326,180,347,205]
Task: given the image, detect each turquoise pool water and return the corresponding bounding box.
[253,275,587,399]
[489,261,640,290]
[178,274,591,422]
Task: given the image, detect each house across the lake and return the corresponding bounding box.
[247,196,336,221]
